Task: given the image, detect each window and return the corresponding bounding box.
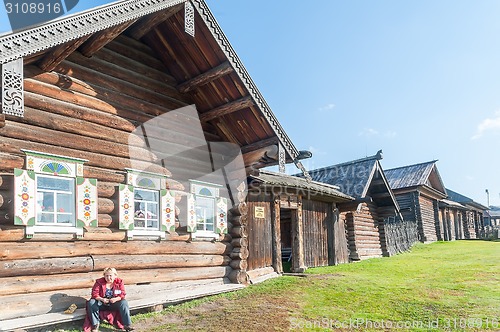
[187,181,228,239]
[195,195,215,232]
[133,188,159,230]
[36,175,75,225]
[14,150,97,238]
[119,169,175,239]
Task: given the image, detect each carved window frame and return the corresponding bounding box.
[14,150,97,238]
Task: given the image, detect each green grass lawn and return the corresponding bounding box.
[297,241,500,331]
[52,241,499,332]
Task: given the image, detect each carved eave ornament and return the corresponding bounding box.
[0,0,310,178]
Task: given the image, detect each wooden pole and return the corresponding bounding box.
[271,194,283,274]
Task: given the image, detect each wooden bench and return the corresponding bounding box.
[0,279,245,332]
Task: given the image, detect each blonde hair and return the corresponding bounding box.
[103,267,117,276]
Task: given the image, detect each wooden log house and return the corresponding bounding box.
[0,0,312,329]
[384,161,447,243]
[445,189,487,239]
[305,151,416,261]
[437,199,466,241]
[247,170,353,276]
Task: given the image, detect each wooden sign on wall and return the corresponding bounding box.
[254,206,265,218]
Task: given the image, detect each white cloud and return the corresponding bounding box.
[471,110,500,140]
[359,128,379,137]
[318,103,336,112]
[384,131,397,138]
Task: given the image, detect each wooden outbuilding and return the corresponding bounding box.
[306,152,416,261]
[437,199,466,241]
[0,0,311,329]
[247,170,353,276]
[385,161,447,243]
[445,189,487,239]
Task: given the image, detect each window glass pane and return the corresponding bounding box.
[57,214,73,224]
[36,176,75,225]
[135,189,158,202]
[195,196,214,231]
[37,191,55,213]
[146,202,158,219]
[134,188,159,230]
[57,193,74,215]
[38,177,72,191]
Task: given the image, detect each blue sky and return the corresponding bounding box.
[1,1,499,206]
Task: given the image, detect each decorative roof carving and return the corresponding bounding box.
[0,0,186,64]
[191,0,301,162]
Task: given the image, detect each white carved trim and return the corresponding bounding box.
[1,58,24,117]
[184,1,195,37]
[126,229,166,240]
[26,225,83,238]
[0,0,187,64]
[191,0,300,162]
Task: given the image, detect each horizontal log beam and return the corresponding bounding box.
[0,113,5,128]
[0,266,230,296]
[79,20,138,57]
[0,241,230,260]
[38,36,91,72]
[200,96,254,123]
[177,62,234,94]
[0,152,24,171]
[240,137,279,155]
[127,5,182,40]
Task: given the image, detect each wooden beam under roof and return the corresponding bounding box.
[38,36,91,72]
[200,96,254,123]
[240,137,279,154]
[177,61,234,93]
[127,4,182,40]
[79,20,138,57]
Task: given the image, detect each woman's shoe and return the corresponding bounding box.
[124,326,135,331]
[91,324,99,332]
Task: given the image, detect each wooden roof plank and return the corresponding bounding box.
[127,4,183,40]
[79,20,138,57]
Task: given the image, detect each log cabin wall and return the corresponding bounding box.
[0,36,238,321]
[346,202,384,261]
[393,192,419,227]
[336,212,351,264]
[301,199,330,267]
[417,194,438,242]
[246,192,272,271]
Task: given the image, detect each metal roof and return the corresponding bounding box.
[249,170,353,201]
[385,161,436,189]
[446,188,488,210]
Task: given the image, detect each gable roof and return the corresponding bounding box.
[0,0,309,174]
[385,160,447,197]
[249,170,353,202]
[446,188,488,211]
[302,151,400,210]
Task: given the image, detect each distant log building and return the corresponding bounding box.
[305,152,417,260]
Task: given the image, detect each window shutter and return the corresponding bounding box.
[119,184,135,230]
[14,168,36,226]
[76,177,98,228]
[216,197,228,234]
[160,190,176,233]
[187,193,197,233]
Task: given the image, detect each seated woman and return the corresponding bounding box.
[86,267,134,332]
